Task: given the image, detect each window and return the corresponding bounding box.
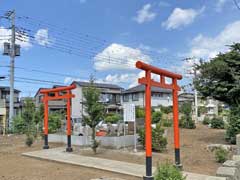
[116,94,120,103]
[152,92,163,97]
[123,94,129,102]
[132,93,139,101]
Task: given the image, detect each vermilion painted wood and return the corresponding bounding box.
[40,84,76,93]
[136,60,182,178]
[40,85,76,148]
[136,61,182,80]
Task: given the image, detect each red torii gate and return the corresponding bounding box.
[40,84,76,152]
[136,61,182,180]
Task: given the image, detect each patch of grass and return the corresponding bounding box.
[154,162,186,180]
[215,147,229,163]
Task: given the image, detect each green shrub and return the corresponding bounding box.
[154,162,186,180]
[139,123,167,152]
[211,117,224,129]
[226,106,240,144]
[105,113,122,124]
[215,147,228,163]
[162,118,172,127]
[48,112,63,133]
[179,116,196,129]
[152,111,163,124]
[25,135,34,147]
[202,116,210,125]
[136,107,145,118]
[12,115,25,134]
[179,102,196,129]
[159,105,172,114]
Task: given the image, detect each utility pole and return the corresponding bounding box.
[193,68,198,123]
[183,57,198,123]
[9,10,16,128]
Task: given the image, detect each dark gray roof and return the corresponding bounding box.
[73,81,123,90]
[123,85,172,94]
[0,86,21,93]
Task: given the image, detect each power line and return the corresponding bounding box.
[15,15,181,66]
[0,65,88,79]
[233,0,240,10]
[14,76,65,85]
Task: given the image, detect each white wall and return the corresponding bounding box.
[48,134,137,149]
[71,85,83,119]
[122,92,173,107]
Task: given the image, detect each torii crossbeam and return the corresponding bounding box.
[136,61,182,180]
[40,84,76,152]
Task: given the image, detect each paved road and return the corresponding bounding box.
[22,147,226,180]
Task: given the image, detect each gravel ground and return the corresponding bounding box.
[0,135,139,180]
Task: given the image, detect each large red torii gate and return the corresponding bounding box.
[40,84,76,152]
[136,61,182,180]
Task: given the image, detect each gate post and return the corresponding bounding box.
[144,70,153,180]
[43,97,49,149]
[66,91,73,152]
[172,78,181,167]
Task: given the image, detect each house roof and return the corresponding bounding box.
[0,86,21,93]
[72,81,123,90]
[123,85,172,94]
[34,85,67,97]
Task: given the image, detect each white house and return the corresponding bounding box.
[71,81,123,123]
[122,85,173,108]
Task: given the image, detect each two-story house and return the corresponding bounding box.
[0,86,21,132]
[122,85,173,108]
[34,85,67,112]
[71,81,123,123]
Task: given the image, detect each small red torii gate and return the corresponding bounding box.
[40,84,76,152]
[136,61,182,180]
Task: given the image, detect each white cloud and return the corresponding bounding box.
[133,4,157,24]
[189,20,240,59]
[64,77,82,84]
[94,43,151,71]
[162,7,205,30]
[216,0,227,12]
[34,29,50,46]
[0,26,32,50]
[138,44,168,54]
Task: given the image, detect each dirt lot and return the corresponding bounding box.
[0,124,231,180]
[75,124,230,176]
[0,135,139,180]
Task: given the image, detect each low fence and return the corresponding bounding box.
[48,134,137,149]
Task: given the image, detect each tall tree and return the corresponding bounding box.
[195,43,240,107]
[83,77,105,154]
[195,43,240,143]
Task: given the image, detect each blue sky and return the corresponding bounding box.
[0,0,239,96]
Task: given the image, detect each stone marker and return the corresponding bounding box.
[216,167,239,180]
[223,160,240,170]
[232,155,240,161]
[207,144,232,152]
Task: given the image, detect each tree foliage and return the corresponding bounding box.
[195,43,240,143]
[179,102,196,129]
[195,43,240,107]
[138,123,167,152]
[105,113,122,124]
[83,77,105,153]
[152,111,163,124]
